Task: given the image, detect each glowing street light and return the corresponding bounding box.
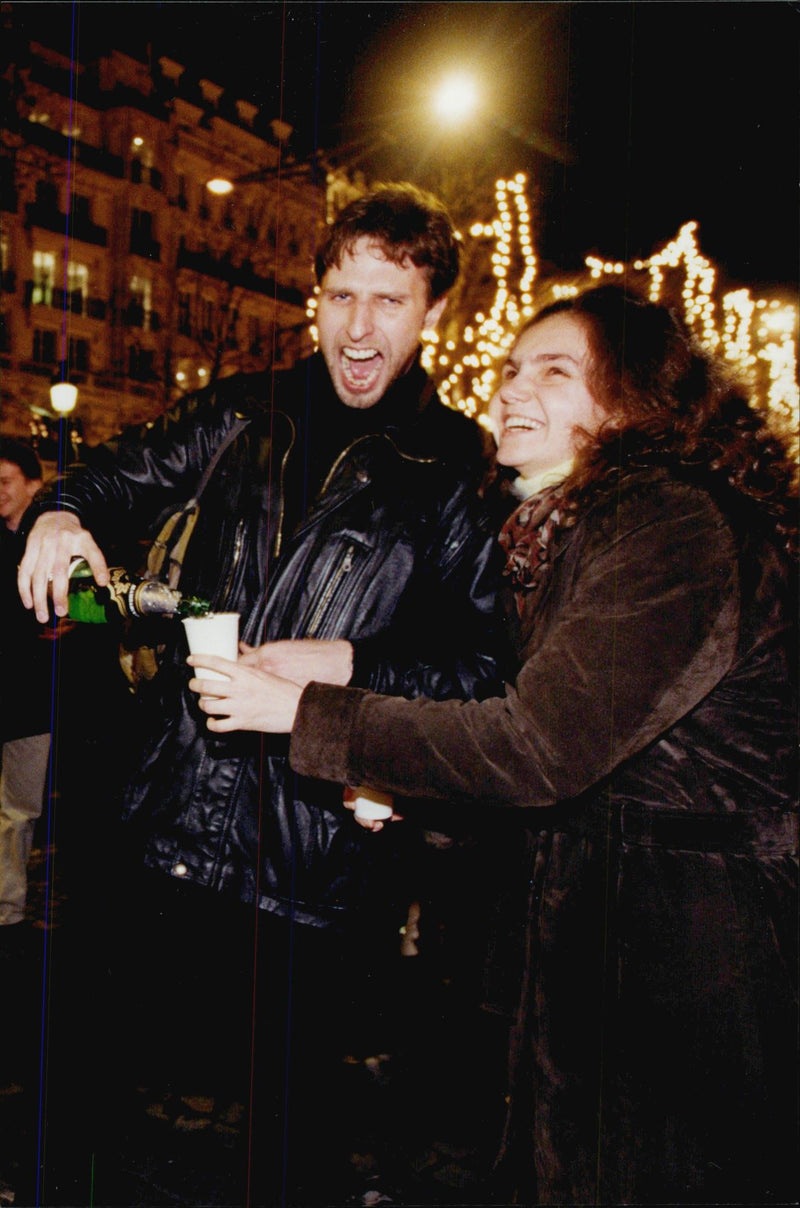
[432,73,479,125]
[49,380,78,414]
[206,177,235,196]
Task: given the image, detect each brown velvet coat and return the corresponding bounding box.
[290,468,798,1204]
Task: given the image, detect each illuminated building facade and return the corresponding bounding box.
[1,31,326,444]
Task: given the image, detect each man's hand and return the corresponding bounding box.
[187,654,302,733]
[238,638,353,688]
[18,512,109,623]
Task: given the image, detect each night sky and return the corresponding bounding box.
[9,1,799,292]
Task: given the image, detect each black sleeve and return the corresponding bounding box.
[25,382,248,549]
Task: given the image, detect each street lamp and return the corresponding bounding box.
[204,153,334,197]
[432,73,479,125]
[46,376,81,463]
[206,177,235,196]
[430,69,573,166]
[49,379,78,414]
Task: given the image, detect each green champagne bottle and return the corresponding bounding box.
[66,558,210,624]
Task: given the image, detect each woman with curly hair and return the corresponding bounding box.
[188,284,798,1205]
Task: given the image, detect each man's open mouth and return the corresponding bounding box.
[341,347,383,391]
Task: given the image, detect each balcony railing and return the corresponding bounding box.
[71,218,109,247]
[24,203,108,246]
[1,185,18,214]
[22,121,124,179]
[86,297,107,320]
[107,84,168,121]
[25,202,66,236]
[129,235,161,261]
[23,285,108,318]
[122,304,146,328]
[76,141,125,178]
[176,244,306,308]
[119,305,161,331]
[21,360,57,377]
[57,287,84,314]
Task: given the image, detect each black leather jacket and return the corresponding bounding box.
[39,354,504,926]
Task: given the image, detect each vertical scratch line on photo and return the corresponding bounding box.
[35,6,80,1200]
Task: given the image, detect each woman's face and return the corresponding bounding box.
[489,313,607,478]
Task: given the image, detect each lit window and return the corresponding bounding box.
[67,261,88,295]
[32,251,56,306]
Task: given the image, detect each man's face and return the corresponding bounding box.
[0,459,41,532]
[316,236,448,409]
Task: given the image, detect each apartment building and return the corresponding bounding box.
[1,31,328,445]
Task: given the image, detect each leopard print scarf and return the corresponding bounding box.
[498,486,564,598]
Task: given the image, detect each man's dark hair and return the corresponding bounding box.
[315,182,460,302]
[0,437,43,482]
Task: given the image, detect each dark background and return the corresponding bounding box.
[9,1,799,291]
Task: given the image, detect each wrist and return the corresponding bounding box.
[333,640,354,685]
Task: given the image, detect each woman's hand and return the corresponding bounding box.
[342,786,404,834]
[187,654,301,733]
[238,638,353,687]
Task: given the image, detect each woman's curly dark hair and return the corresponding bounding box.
[520,284,797,553]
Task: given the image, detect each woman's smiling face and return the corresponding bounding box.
[489,313,607,478]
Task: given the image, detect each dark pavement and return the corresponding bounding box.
[1,824,511,1208]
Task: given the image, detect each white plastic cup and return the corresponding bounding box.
[182,612,240,682]
[352,786,394,822]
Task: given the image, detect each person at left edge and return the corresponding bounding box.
[17,184,505,1197]
[0,440,51,942]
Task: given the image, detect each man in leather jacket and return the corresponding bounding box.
[18,184,503,1203]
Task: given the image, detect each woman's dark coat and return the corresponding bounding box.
[290,467,798,1203]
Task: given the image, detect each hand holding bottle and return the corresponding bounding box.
[18,511,109,623]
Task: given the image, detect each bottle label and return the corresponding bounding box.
[67,584,111,624]
[64,558,202,622]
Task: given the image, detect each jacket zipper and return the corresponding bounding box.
[277,431,436,636]
[272,414,297,560]
[305,544,355,636]
[218,518,245,610]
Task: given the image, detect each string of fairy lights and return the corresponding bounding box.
[586,219,798,441]
[306,175,798,446]
[421,173,538,416]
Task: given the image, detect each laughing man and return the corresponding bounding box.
[18,183,502,1203]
